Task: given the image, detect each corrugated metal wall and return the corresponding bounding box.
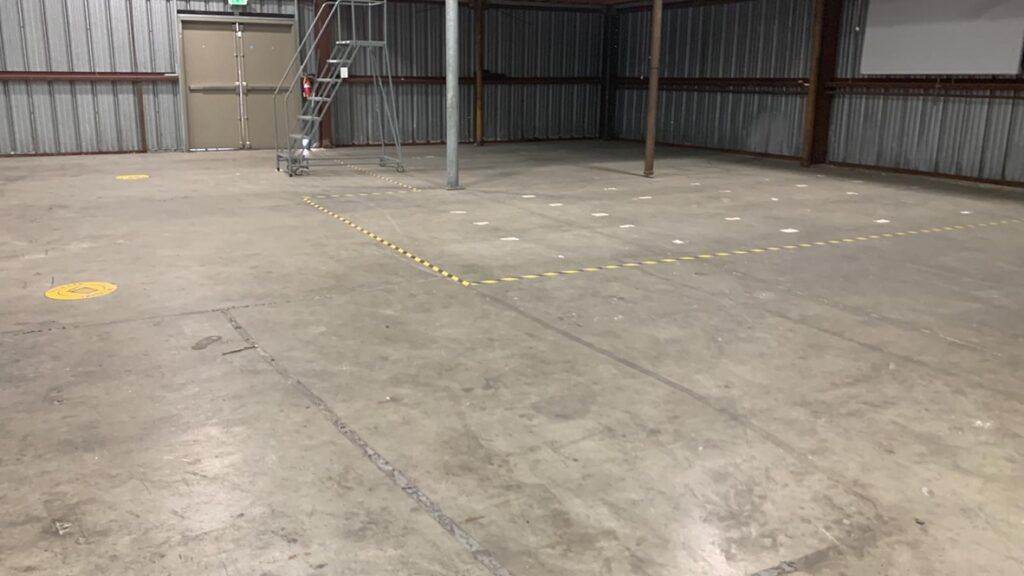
[0,0,601,154]
[330,3,603,145]
[177,0,295,14]
[616,0,811,157]
[0,0,299,155]
[828,0,1024,182]
[0,0,182,154]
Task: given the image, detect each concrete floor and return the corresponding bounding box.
[1,141,1022,576]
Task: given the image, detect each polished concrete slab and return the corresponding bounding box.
[1,142,1022,575]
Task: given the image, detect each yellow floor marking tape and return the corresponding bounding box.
[471,217,1023,286]
[304,197,470,287]
[116,174,149,181]
[343,163,421,192]
[45,281,118,301]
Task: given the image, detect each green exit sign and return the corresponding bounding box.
[228,0,248,5]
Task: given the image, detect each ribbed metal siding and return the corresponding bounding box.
[176,0,295,15]
[617,88,804,156]
[3,0,603,154]
[617,0,810,156]
[618,0,812,78]
[330,2,602,145]
[830,92,1024,182]
[0,0,182,154]
[828,0,1024,182]
[486,8,604,77]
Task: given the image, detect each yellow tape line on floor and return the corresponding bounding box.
[343,164,421,192]
[471,218,1024,285]
[304,197,471,287]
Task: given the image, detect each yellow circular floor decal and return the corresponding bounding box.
[45,281,118,301]
[116,174,149,181]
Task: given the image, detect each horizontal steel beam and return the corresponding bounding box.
[829,77,1024,92]
[0,71,178,82]
[346,75,602,85]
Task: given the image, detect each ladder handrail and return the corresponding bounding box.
[276,0,404,176]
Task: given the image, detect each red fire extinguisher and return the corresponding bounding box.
[302,76,312,99]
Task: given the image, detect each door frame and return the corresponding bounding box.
[177,13,298,152]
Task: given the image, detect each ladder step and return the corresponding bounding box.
[317,78,342,83]
[337,40,385,48]
[298,115,317,121]
[309,96,330,101]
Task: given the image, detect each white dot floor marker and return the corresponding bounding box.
[619,224,635,229]
[725,217,742,221]
[874,219,890,224]
[450,210,467,214]
[548,203,563,207]
[780,228,800,233]
[474,221,489,226]
[500,237,519,241]
[592,213,609,218]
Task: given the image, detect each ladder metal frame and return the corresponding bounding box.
[273,0,404,176]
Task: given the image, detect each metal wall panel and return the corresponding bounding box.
[329,1,602,145]
[332,84,473,145]
[617,88,804,156]
[617,0,810,156]
[330,81,601,145]
[618,0,812,78]
[829,92,1024,182]
[829,0,1024,182]
[176,0,296,15]
[0,0,182,154]
[2,0,600,154]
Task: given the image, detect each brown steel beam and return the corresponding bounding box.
[315,0,334,147]
[801,0,842,167]
[830,77,1024,92]
[642,0,663,177]
[620,76,808,89]
[345,75,601,85]
[474,0,485,145]
[0,71,177,82]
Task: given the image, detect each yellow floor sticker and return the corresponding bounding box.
[45,281,118,301]
[116,174,149,181]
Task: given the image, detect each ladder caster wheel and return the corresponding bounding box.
[396,166,406,173]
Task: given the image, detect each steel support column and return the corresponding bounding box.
[445,0,460,189]
[474,0,485,145]
[802,0,842,166]
[642,0,663,177]
[315,0,334,147]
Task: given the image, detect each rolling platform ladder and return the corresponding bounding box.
[274,0,404,176]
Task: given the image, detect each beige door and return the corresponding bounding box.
[182,19,296,150]
[240,23,297,150]
[182,21,244,150]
